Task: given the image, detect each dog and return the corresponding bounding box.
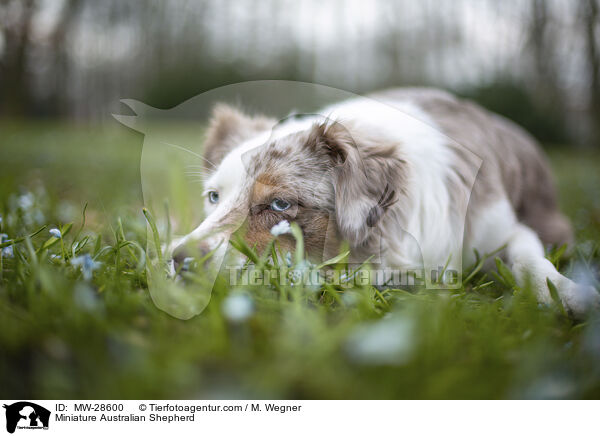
[170,87,599,317]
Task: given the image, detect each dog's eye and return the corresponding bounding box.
[207,191,219,204]
[270,198,291,212]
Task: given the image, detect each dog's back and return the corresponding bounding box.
[369,88,573,247]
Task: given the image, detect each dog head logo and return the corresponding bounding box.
[3,402,50,433]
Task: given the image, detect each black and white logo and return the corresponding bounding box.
[3,402,50,434]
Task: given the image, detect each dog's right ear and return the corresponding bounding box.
[306,121,406,248]
[203,103,274,170]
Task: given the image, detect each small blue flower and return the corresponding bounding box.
[71,254,101,280]
[2,246,14,258]
[340,269,359,283]
[49,228,62,238]
[0,233,8,243]
[270,220,291,236]
[181,257,196,272]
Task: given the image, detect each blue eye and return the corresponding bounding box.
[270,198,291,212]
[208,191,219,204]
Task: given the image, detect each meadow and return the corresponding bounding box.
[1,121,600,399]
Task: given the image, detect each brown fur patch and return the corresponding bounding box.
[304,120,408,251]
[255,173,281,191]
[234,118,409,261]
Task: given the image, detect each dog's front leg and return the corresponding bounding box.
[506,223,599,318]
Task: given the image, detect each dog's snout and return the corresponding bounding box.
[172,246,192,273]
[172,243,212,273]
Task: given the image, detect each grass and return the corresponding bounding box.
[1,122,600,399]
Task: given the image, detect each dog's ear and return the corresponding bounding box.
[203,103,274,170]
[306,121,406,247]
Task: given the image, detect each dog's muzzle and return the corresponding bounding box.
[171,243,211,272]
[168,231,230,275]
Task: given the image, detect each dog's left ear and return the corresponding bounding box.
[306,121,406,247]
[203,103,275,170]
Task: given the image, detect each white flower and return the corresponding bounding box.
[18,193,34,210]
[49,228,62,238]
[71,254,101,280]
[342,291,359,306]
[346,317,415,365]
[222,292,254,323]
[2,246,13,258]
[270,220,291,236]
[73,283,99,311]
[33,210,45,225]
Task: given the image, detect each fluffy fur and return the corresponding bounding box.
[171,88,599,318]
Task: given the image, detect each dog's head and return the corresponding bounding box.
[170,103,407,269]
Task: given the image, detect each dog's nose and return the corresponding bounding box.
[171,243,212,273]
[172,247,193,273]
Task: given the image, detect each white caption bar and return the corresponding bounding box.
[1,400,597,435]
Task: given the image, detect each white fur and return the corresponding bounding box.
[325,97,464,271]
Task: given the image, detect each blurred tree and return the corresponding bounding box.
[46,0,83,117]
[0,0,36,116]
[523,0,567,145]
[528,0,559,100]
[580,0,600,147]
[460,80,569,145]
[0,0,82,118]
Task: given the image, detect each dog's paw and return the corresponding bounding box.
[551,275,600,318]
[511,258,554,304]
[511,258,600,318]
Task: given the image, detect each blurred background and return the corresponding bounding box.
[1,0,599,148]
